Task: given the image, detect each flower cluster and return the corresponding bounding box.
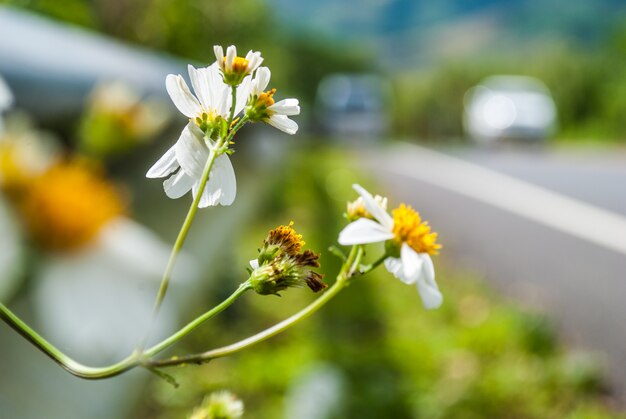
[339,184,443,309]
[147,45,300,208]
[249,222,326,295]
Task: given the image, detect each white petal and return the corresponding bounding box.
[207,63,228,111]
[165,74,201,118]
[146,145,178,178]
[352,184,394,230]
[267,114,298,135]
[401,243,423,282]
[213,45,224,64]
[225,45,236,71]
[384,257,413,284]
[415,254,442,309]
[245,51,263,72]
[194,153,237,207]
[188,65,211,111]
[163,170,194,199]
[338,218,394,245]
[254,67,271,94]
[250,259,259,269]
[269,98,300,116]
[234,75,252,116]
[175,123,209,179]
[212,154,237,205]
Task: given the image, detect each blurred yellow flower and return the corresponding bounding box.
[18,160,125,251]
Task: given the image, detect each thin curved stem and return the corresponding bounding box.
[0,280,252,379]
[0,244,365,377]
[144,282,252,357]
[149,115,249,323]
[0,301,138,379]
[145,246,363,368]
[149,140,222,320]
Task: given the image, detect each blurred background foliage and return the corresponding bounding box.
[132,149,624,418]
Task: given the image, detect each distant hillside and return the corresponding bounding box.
[269,0,626,67]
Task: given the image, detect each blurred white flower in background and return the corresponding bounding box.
[78,80,171,158]
[33,218,195,362]
[190,390,245,419]
[284,363,346,419]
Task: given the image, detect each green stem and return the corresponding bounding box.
[0,301,138,379]
[0,280,252,379]
[149,138,224,319]
[144,282,252,357]
[150,114,249,319]
[0,245,364,377]
[145,246,363,368]
[228,86,237,125]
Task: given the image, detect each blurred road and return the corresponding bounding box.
[360,142,626,396]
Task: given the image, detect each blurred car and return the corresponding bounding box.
[315,73,392,140]
[463,75,557,144]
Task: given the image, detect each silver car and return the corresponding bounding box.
[463,75,557,144]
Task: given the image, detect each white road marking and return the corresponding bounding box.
[383,143,626,256]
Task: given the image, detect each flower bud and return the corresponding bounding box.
[214,45,263,87]
[245,88,276,122]
[249,223,327,296]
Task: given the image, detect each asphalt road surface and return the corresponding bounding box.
[360,142,626,397]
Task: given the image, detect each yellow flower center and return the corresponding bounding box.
[231,56,250,73]
[392,204,441,255]
[18,160,125,251]
[257,89,276,108]
[266,221,305,256]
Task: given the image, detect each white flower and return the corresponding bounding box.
[147,63,249,207]
[247,67,300,134]
[338,184,443,309]
[165,63,250,124]
[146,122,236,207]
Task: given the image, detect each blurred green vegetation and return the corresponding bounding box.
[132,147,624,419]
